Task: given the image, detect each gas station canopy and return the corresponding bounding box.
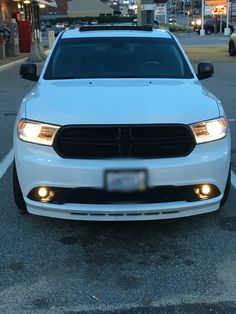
[35,0,57,7]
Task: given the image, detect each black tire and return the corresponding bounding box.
[229,41,236,56]
[206,29,212,35]
[220,167,231,206]
[13,161,27,212]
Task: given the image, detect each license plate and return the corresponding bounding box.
[105,170,147,192]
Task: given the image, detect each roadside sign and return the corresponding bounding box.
[155,5,166,15]
[233,3,236,17]
[205,0,226,5]
[141,4,156,10]
[211,5,227,14]
[205,5,213,15]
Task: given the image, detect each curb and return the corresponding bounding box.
[0,57,28,73]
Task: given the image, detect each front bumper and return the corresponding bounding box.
[14,135,231,221]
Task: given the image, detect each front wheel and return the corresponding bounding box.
[13,160,27,212]
[220,167,231,206]
[229,41,236,56]
[206,29,212,35]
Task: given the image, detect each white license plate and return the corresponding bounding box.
[106,170,147,192]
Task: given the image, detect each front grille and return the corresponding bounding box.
[53,125,195,159]
[69,187,183,204]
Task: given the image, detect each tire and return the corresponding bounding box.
[13,161,27,212]
[229,41,236,56]
[206,29,212,35]
[220,167,231,206]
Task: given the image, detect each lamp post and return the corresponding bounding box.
[200,0,205,35]
[28,0,45,62]
[224,0,230,35]
[137,0,155,25]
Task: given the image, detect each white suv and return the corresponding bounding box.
[14,26,231,221]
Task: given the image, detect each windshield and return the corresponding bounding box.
[44,37,194,80]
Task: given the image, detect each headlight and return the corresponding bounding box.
[17,119,60,146]
[191,21,195,26]
[190,117,228,144]
[196,19,201,26]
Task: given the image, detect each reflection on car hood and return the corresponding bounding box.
[24,79,220,125]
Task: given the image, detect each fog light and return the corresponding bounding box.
[38,187,49,198]
[37,187,54,202]
[200,184,211,196]
[194,184,212,200]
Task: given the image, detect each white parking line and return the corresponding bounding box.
[0,148,14,179]
[0,58,28,73]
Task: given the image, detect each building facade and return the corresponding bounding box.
[0,0,19,22]
[67,0,114,17]
[40,0,115,17]
[40,0,69,16]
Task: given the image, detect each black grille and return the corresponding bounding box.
[68,187,183,204]
[53,125,195,159]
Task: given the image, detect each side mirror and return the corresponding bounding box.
[19,63,39,82]
[197,62,214,80]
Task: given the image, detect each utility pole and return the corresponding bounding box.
[137,0,155,25]
[28,1,45,62]
[200,0,205,35]
[224,0,231,35]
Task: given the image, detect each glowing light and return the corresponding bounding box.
[23,123,41,139]
[200,185,211,195]
[38,187,49,198]
[206,120,225,137]
[196,19,202,26]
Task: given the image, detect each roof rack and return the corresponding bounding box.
[79,25,153,32]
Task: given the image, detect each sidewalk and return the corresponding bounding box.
[0,47,50,72]
[0,53,29,72]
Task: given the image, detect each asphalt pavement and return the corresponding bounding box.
[0,45,236,314]
[176,31,230,47]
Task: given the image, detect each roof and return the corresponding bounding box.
[35,0,57,7]
[61,28,171,39]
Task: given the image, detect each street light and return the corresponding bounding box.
[224,0,230,35]
[28,0,45,62]
[200,0,205,35]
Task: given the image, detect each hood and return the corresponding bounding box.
[23,79,220,126]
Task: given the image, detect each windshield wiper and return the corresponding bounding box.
[51,75,140,80]
[52,76,78,80]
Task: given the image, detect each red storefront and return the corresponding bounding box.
[0,0,57,56]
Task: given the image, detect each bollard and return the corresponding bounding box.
[28,30,43,62]
[48,30,55,50]
[28,39,43,62]
[224,28,231,36]
[200,29,205,36]
[38,30,47,60]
